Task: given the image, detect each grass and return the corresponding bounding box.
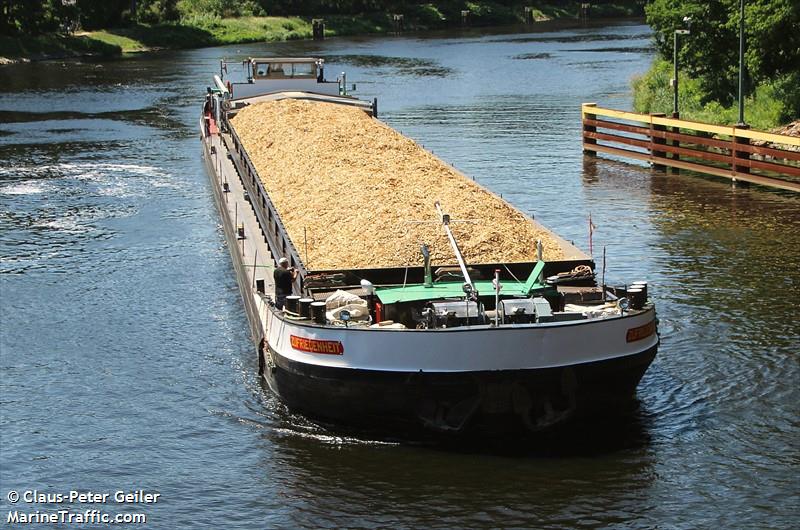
[632,59,793,130]
[85,23,217,52]
[0,16,387,61]
[179,15,314,44]
[0,33,120,62]
[70,16,390,56]
[83,30,152,52]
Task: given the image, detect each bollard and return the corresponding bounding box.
[461,10,470,26]
[582,103,598,155]
[392,14,404,33]
[650,113,667,172]
[312,19,325,40]
[671,121,681,174]
[524,7,534,24]
[732,126,751,187]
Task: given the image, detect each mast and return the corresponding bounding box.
[434,201,476,297]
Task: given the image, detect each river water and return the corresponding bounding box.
[1,20,798,528]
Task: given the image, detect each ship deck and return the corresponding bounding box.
[204,129,275,343]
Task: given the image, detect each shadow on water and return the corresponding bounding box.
[493,31,653,44]
[321,54,454,77]
[431,409,653,458]
[0,55,188,93]
[0,140,132,163]
[405,18,647,43]
[560,46,655,53]
[0,107,186,131]
[254,376,652,458]
[511,52,553,60]
[248,396,657,528]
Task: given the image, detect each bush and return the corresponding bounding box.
[632,58,797,129]
[176,0,263,18]
[406,3,448,27]
[179,12,222,30]
[633,58,707,115]
[465,1,517,26]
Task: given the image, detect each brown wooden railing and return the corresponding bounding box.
[582,103,800,192]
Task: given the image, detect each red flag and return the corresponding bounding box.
[589,213,597,256]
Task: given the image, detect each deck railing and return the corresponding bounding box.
[581,103,800,192]
[222,113,308,278]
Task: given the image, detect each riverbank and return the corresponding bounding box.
[632,58,798,131]
[1,2,643,63]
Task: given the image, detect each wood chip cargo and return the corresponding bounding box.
[229,99,575,271]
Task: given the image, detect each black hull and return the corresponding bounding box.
[263,344,658,438]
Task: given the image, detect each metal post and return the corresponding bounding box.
[252,248,258,288]
[494,269,500,327]
[737,0,746,126]
[601,246,607,302]
[673,31,679,118]
[672,26,690,118]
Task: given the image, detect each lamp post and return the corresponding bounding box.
[737,0,747,126]
[671,17,692,118]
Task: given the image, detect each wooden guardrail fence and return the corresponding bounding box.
[582,103,800,192]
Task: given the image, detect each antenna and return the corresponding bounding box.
[602,245,607,302]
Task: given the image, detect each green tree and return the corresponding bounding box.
[134,0,179,23]
[645,0,800,114]
[0,0,71,35]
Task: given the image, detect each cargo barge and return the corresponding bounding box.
[201,57,658,437]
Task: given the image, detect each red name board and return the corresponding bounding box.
[290,335,344,355]
[626,320,657,343]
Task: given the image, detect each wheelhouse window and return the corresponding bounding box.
[253,61,318,78]
[292,62,315,77]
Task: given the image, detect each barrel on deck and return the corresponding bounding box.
[299,298,314,318]
[631,281,648,301]
[311,301,327,325]
[628,288,645,310]
[285,295,301,314]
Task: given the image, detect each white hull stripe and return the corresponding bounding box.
[266,308,658,372]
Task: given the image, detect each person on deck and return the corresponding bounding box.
[273,257,297,310]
